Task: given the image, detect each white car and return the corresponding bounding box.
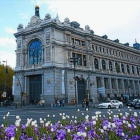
[98,100,123,109]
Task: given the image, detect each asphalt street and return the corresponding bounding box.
[0,105,139,125]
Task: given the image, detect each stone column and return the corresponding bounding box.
[106,60,109,72]
[92,57,95,71]
[25,50,28,66]
[134,66,137,75]
[138,81,140,94]
[108,78,112,94]
[121,79,125,94]
[115,78,119,93]
[119,62,122,73]
[129,65,132,75]
[99,58,102,70]
[101,77,105,87]
[132,80,136,94]
[112,61,116,72]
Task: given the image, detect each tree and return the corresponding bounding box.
[0,64,14,101]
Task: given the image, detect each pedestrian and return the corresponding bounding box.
[55,99,57,107]
[62,99,65,107]
[60,99,62,107]
[86,99,89,109]
[22,100,25,107]
[57,99,60,107]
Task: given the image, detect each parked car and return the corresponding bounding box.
[133,99,140,109]
[3,101,11,106]
[126,99,139,107]
[98,100,123,109]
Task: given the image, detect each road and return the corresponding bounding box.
[0,105,139,125]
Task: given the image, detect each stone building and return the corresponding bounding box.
[12,6,140,105]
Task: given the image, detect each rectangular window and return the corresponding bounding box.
[83,55,86,66]
[72,38,74,44]
[106,49,108,54]
[72,53,75,58]
[103,48,104,53]
[99,47,101,52]
[72,53,86,66]
[95,46,97,51]
[111,79,115,89]
[104,78,109,89]
[96,77,101,88]
[77,54,82,66]
[82,41,85,46]
[135,81,138,90]
[118,79,122,89]
[75,39,80,45]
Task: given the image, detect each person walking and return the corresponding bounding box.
[86,99,89,110]
[62,99,65,107]
[60,99,62,107]
[57,99,60,107]
[22,100,25,107]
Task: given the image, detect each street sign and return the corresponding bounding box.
[3,92,6,97]
[98,87,105,95]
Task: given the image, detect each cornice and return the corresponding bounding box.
[93,35,140,54]
[14,20,140,54]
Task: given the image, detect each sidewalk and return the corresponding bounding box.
[9,103,94,110]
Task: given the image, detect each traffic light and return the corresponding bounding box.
[5,68,8,74]
[73,76,81,81]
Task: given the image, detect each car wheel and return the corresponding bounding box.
[134,106,137,109]
[119,105,122,108]
[108,105,111,109]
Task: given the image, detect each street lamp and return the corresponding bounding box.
[70,46,78,108]
[3,60,7,100]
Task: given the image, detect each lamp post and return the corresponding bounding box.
[70,47,78,108]
[14,73,23,108]
[3,60,7,101]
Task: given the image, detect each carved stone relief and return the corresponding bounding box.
[17,40,21,48]
[85,25,90,32]
[89,55,92,67]
[68,50,71,62]
[16,53,21,66]
[25,15,42,30]
[66,35,70,43]
[46,46,51,61]
[46,32,50,45]
[64,17,70,25]
[44,13,51,20]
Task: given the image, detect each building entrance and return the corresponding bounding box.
[77,80,86,104]
[29,75,42,104]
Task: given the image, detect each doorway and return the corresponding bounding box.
[77,80,86,104]
[29,75,42,104]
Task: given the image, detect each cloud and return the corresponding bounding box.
[20,12,29,19]
[0,37,16,48]
[30,0,140,46]
[0,51,16,68]
[5,27,16,34]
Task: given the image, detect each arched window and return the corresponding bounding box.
[132,65,135,74]
[109,61,113,71]
[127,64,130,74]
[115,62,120,73]
[102,60,106,70]
[94,58,98,69]
[121,64,124,73]
[137,66,139,75]
[29,40,42,65]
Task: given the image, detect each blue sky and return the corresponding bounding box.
[0,0,140,68]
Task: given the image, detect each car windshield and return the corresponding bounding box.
[133,99,138,102]
[104,101,110,103]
